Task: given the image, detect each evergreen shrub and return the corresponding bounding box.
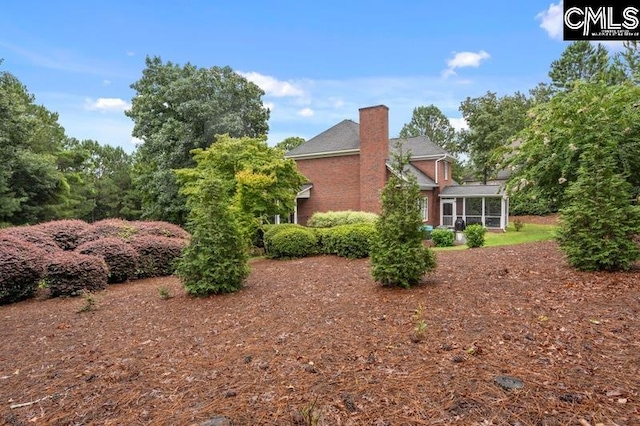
[263,224,304,255]
[464,224,487,248]
[76,237,139,283]
[46,252,108,297]
[129,236,187,278]
[266,227,317,259]
[321,223,376,258]
[370,144,437,287]
[431,228,455,247]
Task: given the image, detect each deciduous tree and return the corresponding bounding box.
[126,56,270,224]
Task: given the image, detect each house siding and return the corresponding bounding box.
[294,155,361,225]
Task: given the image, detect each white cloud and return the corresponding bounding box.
[536,2,564,40]
[449,117,469,131]
[239,71,306,98]
[85,97,131,112]
[443,50,490,77]
[298,108,314,117]
[264,101,275,111]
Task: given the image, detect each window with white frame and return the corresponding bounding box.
[444,161,449,181]
[421,196,429,221]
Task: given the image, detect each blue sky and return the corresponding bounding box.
[1,1,583,152]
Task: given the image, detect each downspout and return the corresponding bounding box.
[434,154,448,184]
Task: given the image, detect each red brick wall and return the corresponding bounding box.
[359,105,389,213]
[412,159,452,190]
[294,155,361,225]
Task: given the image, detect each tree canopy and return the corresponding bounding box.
[399,105,455,153]
[175,135,305,237]
[126,56,271,224]
[506,81,640,214]
[457,91,532,184]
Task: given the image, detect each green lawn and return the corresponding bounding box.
[433,223,557,251]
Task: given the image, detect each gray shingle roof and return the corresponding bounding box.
[285,120,450,158]
[390,136,447,157]
[386,161,437,189]
[440,185,505,197]
[286,120,360,156]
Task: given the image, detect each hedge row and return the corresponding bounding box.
[0,219,190,304]
[264,223,376,260]
[306,210,378,228]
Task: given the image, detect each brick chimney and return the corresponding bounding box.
[359,105,389,213]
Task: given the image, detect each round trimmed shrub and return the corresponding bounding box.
[266,227,317,259]
[129,236,187,278]
[464,224,487,248]
[307,210,378,228]
[321,223,376,258]
[77,219,139,245]
[76,237,139,283]
[263,224,305,255]
[135,221,190,240]
[431,228,455,247]
[0,236,46,304]
[0,226,61,254]
[37,220,92,250]
[46,252,108,297]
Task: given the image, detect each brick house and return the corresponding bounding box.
[285,105,508,229]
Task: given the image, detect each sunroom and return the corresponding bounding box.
[439,185,509,230]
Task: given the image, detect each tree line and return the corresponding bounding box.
[399,41,640,216]
[3,41,640,230]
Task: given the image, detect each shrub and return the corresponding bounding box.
[464,224,487,248]
[46,252,108,297]
[77,219,140,244]
[0,226,61,254]
[431,228,455,247]
[321,223,376,258]
[175,176,249,296]
[557,141,640,271]
[370,144,436,287]
[263,224,304,255]
[135,221,190,240]
[37,220,92,250]
[0,236,45,304]
[129,236,187,278]
[76,237,140,283]
[266,227,317,259]
[307,210,378,228]
[513,218,525,232]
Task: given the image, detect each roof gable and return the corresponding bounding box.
[286,120,359,157]
[286,120,451,159]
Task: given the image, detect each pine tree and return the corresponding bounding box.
[370,142,436,287]
[557,140,640,271]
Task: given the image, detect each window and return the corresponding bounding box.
[422,196,429,221]
[444,161,449,181]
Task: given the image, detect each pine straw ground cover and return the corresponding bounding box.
[1,221,639,425]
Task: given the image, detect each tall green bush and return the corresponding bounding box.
[557,140,640,271]
[370,143,436,287]
[175,175,249,296]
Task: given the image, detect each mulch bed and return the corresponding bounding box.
[1,218,639,425]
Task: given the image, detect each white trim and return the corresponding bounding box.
[285,149,359,160]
